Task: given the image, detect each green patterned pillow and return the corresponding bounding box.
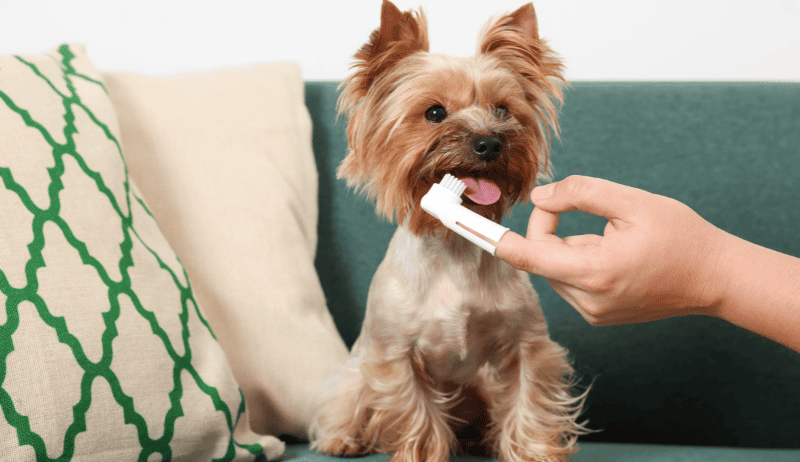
[0,45,284,461]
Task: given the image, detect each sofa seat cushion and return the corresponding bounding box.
[283,442,800,462]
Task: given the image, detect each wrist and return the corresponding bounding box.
[707,232,800,352]
[697,229,737,319]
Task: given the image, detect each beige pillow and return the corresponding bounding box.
[0,44,283,461]
[103,63,349,438]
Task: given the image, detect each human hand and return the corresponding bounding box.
[496,175,731,325]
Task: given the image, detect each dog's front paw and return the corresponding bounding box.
[312,436,369,458]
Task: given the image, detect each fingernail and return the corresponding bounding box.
[532,184,554,201]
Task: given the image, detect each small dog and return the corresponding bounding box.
[311,2,590,461]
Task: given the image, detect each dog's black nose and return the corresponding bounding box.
[472,135,502,162]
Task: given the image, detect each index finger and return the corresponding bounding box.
[496,230,588,280]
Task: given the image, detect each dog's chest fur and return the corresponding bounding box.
[356,225,544,384]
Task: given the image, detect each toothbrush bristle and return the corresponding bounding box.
[441,174,467,197]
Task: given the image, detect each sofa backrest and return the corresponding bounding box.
[305,81,800,449]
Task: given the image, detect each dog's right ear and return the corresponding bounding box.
[347,0,429,97]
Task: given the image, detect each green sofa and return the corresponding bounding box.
[294,82,800,461]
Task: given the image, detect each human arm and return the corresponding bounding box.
[711,231,800,353]
[495,175,800,353]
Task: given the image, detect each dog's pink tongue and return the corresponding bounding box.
[461,177,501,205]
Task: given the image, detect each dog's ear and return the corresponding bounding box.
[476,2,564,92]
[508,3,539,41]
[349,0,429,95]
[478,3,541,56]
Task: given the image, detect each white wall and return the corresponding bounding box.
[2,0,799,81]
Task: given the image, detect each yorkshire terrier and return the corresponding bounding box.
[310,2,590,461]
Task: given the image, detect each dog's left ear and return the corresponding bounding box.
[508,3,539,41]
[477,2,564,91]
[478,3,541,55]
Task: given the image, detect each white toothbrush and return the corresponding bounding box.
[420,174,509,255]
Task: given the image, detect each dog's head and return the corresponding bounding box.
[337,0,565,235]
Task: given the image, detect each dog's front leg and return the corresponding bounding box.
[364,346,456,462]
[312,342,456,462]
[486,331,589,462]
[309,352,372,457]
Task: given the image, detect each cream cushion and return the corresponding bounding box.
[103,64,349,438]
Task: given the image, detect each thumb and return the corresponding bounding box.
[532,175,643,222]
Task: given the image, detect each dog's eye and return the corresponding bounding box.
[495,105,510,118]
[424,105,448,124]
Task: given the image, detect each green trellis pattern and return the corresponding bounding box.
[0,45,263,461]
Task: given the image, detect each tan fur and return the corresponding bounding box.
[311,2,591,461]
